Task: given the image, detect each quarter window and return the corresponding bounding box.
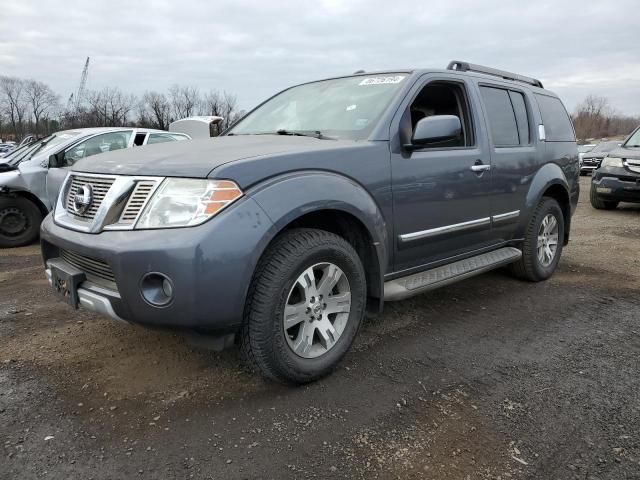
[535,94,575,142]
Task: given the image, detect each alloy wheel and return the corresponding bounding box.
[283,262,351,359]
[537,213,559,267]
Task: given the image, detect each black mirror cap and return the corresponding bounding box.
[406,115,462,150]
[0,162,16,173]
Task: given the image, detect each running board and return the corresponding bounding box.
[384,247,522,301]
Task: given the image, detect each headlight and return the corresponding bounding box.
[600,157,623,168]
[136,178,243,229]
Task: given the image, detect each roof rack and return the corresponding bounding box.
[447,60,544,89]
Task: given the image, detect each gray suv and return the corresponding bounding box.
[41,62,579,383]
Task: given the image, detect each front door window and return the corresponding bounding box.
[65,131,132,166]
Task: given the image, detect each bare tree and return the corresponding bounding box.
[220,91,239,130]
[203,90,223,117]
[141,91,172,130]
[86,87,137,127]
[0,76,29,139]
[25,79,59,135]
[169,84,200,119]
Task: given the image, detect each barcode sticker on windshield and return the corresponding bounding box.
[359,76,406,86]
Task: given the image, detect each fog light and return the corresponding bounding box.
[140,273,174,307]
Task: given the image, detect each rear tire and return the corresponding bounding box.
[510,197,564,282]
[241,228,366,384]
[589,184,618,210]
[0,197,43,248]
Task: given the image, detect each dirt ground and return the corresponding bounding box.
[1,176,639,480]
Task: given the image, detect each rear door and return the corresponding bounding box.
[475,83,540,242]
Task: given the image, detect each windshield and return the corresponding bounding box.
[590,142,619,153]
[8,131,83,165]
[228,74,408,140]
[624,128,640,147]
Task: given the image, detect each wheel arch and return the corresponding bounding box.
[0,189,49,218]
[523,163,571,245]
[248,171,389,314]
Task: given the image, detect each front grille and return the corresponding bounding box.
[118,180,158,224]
[66,175,115,220]
[60,249,116,289]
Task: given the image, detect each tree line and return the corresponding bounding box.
[0,75,244,141]
[571,95,639,142]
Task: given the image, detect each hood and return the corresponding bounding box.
[608,145,640,161]
[71,135,358,178]
[583,151,609,160]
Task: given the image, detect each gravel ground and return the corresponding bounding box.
[1,176,639,480]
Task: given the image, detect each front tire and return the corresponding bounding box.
[241,228,366,384]
[589,184,618,210]
[510,197,564,282]
[0,197,43,248]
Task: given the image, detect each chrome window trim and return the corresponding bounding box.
[399,217,491,242]
[491,210,520,223]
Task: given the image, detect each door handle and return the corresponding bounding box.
[470,164,491,172]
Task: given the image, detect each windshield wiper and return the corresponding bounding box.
[275,129,334,140]
[231,130,336,139]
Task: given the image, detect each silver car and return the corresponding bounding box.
[0,127,190,247]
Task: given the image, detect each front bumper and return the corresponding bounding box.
[591,170,640,203]
[40,196,276,332]
[45,267,126,322]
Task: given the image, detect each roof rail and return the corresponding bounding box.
[447,60,544,89]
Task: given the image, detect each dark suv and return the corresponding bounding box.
[590,126,640,209]
[41,62,579,383]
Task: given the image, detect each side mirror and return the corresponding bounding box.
[405,115,462,151]
[48,152,65,168]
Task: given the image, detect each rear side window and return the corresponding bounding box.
[147,133,189,144]
[479,86,519,146]
[535,94,575,142]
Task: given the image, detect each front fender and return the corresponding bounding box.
[0,170,25,191]
[248,170,388,274]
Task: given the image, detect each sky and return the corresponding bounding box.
[1,0,639,115]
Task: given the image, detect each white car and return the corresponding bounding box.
[0,127,190,247]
